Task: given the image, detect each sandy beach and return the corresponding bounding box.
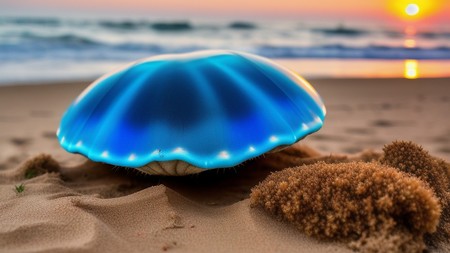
[0,78,449,252]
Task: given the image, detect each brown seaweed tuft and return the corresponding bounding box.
[380,140,450,246]
[250,161,441,253]
[20,154,60,179]
[380,141,449,204]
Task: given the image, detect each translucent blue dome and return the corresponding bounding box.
[57,50,326,171]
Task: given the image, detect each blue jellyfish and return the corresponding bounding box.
[58,50,326,175]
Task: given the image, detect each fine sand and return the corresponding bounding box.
[0,78,449,252]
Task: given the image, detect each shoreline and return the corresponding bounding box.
[2,58,450,86]
[1,75,450,87]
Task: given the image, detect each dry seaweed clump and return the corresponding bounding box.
[380,141,449,206]
[250,162,441,253]
[19,154,60,179]
[380,141,450,247]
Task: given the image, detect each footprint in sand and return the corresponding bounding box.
[370,119,415,128]
[345,127,375,135]
[371,119,396,127]
[9,137,31,146]
[308,134,346,142]
[42,131,57,140]
[438,146,450,154]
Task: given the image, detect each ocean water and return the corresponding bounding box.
[1,16,450,84]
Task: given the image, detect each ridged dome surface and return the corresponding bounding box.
[57,50,326,169]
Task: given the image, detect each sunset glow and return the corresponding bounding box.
[1,0,450,82]
[1,0,448,22]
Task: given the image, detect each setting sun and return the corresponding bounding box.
[388,0,445,20]
[405,3,419,16]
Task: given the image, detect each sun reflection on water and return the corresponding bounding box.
[404,60,419,79]
[403,23,419,79]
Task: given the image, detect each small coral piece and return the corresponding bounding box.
[380,141,450,246]
[250,161,441,253]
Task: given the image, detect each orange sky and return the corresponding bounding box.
[3,0,450,22]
